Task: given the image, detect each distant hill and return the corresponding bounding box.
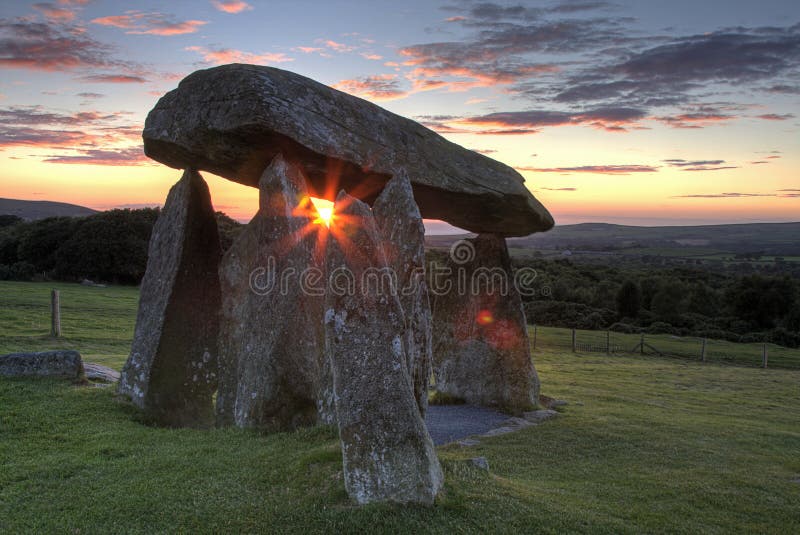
[426,221,800,257]
[0,198,98,221]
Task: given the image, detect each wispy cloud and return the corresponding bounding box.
[0,19,120,71]
[516,164,658,175]
[674,192,775,198]
[0,105,142,164]
[42,147,150,166]
[320,39,355,53]
[78,74,147,83]
[211,0,252,14]
[756,113,795,121]
[333,74,408,101]
[663,159,738,171]
[92,11,207,36]
[185,46,293,65]
[33,2,77,22]
[449,106,648,134]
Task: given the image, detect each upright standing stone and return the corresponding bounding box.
[373,171,432,417]
[432,233,539,413]
[325,191,443,505]
[217,154,325,430]
[118,170,221,427]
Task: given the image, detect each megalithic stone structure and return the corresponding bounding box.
[373,171,433,417]
[325,191,443,505]
[118,169,221,428]
[142,64,553,237]
[432,233,540,413]
[216,154,325,430]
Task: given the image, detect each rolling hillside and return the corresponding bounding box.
[426,221,800,257]
[0,198,98,221]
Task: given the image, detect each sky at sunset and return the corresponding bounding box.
[1,0,798,232]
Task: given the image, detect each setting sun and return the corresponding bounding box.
[310,197,334,227]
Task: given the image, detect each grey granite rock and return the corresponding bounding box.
[118,170,221,428]
[143,64,553,236]
[432,233,540,414]
[0,350,83,379]
[216,155,325,431]
[325,191,443,505]
[83,363,120,383]
[373,171,432,417]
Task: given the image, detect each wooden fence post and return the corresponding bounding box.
[606,331,610,354]
[640,333,645,355]
[701,338,707,362]
[533,324,537,351]
[50,289,61,337]
[762,344,768,369]
[571,328,576,352]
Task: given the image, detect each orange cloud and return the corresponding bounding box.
[333,74,408,102]
[78,74,147,83]
[92,12,207,36]
[185,46,293,65]
[33,2,76,22]
[211,0,252,14]
[321,39,355,53]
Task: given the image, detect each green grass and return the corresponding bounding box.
[0,281,137,368]
[2,281,799,533]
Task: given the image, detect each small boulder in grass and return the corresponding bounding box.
[0,350,85,381]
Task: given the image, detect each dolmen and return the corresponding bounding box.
[119,64,553,505]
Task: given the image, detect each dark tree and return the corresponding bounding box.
[616,280,641,319]
[0,215,23,228]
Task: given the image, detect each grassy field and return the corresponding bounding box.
[2,281,799,533]
[531,325,800,369]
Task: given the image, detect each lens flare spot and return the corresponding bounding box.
[310,197,334,227]
[477,309,494,325]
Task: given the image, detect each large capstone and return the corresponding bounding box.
[432,233,539,413]
[118,170,221,428]
[143,64,553,237]
[325,191,443,505]
[217,155,325,430]
[373,171,432,418]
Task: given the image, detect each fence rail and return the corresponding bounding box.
[530,325,800,370]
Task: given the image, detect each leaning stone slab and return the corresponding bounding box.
[83,363,120,383]
[217,154,324,430]
[0,350,83,379]
[432,233,540,413]
[373,171,432,417]
[325,191,443,505]
[118,170,221,428]
[143,64,553,237]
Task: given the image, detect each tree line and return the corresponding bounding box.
[514,256,800,348]
[0,209,242,284]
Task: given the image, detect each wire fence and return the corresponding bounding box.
[530,325,800,370]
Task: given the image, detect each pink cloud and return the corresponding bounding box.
[516,165,659,175]
[333,74,409,102]
[211,0,252,14]
[42,147,151,166]
[33,3,76,22]
[78,74,147,83]
[321,39,355,53]
[185,46,293,65]
[91,12,207,36]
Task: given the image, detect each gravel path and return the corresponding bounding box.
[424,404,510,445]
